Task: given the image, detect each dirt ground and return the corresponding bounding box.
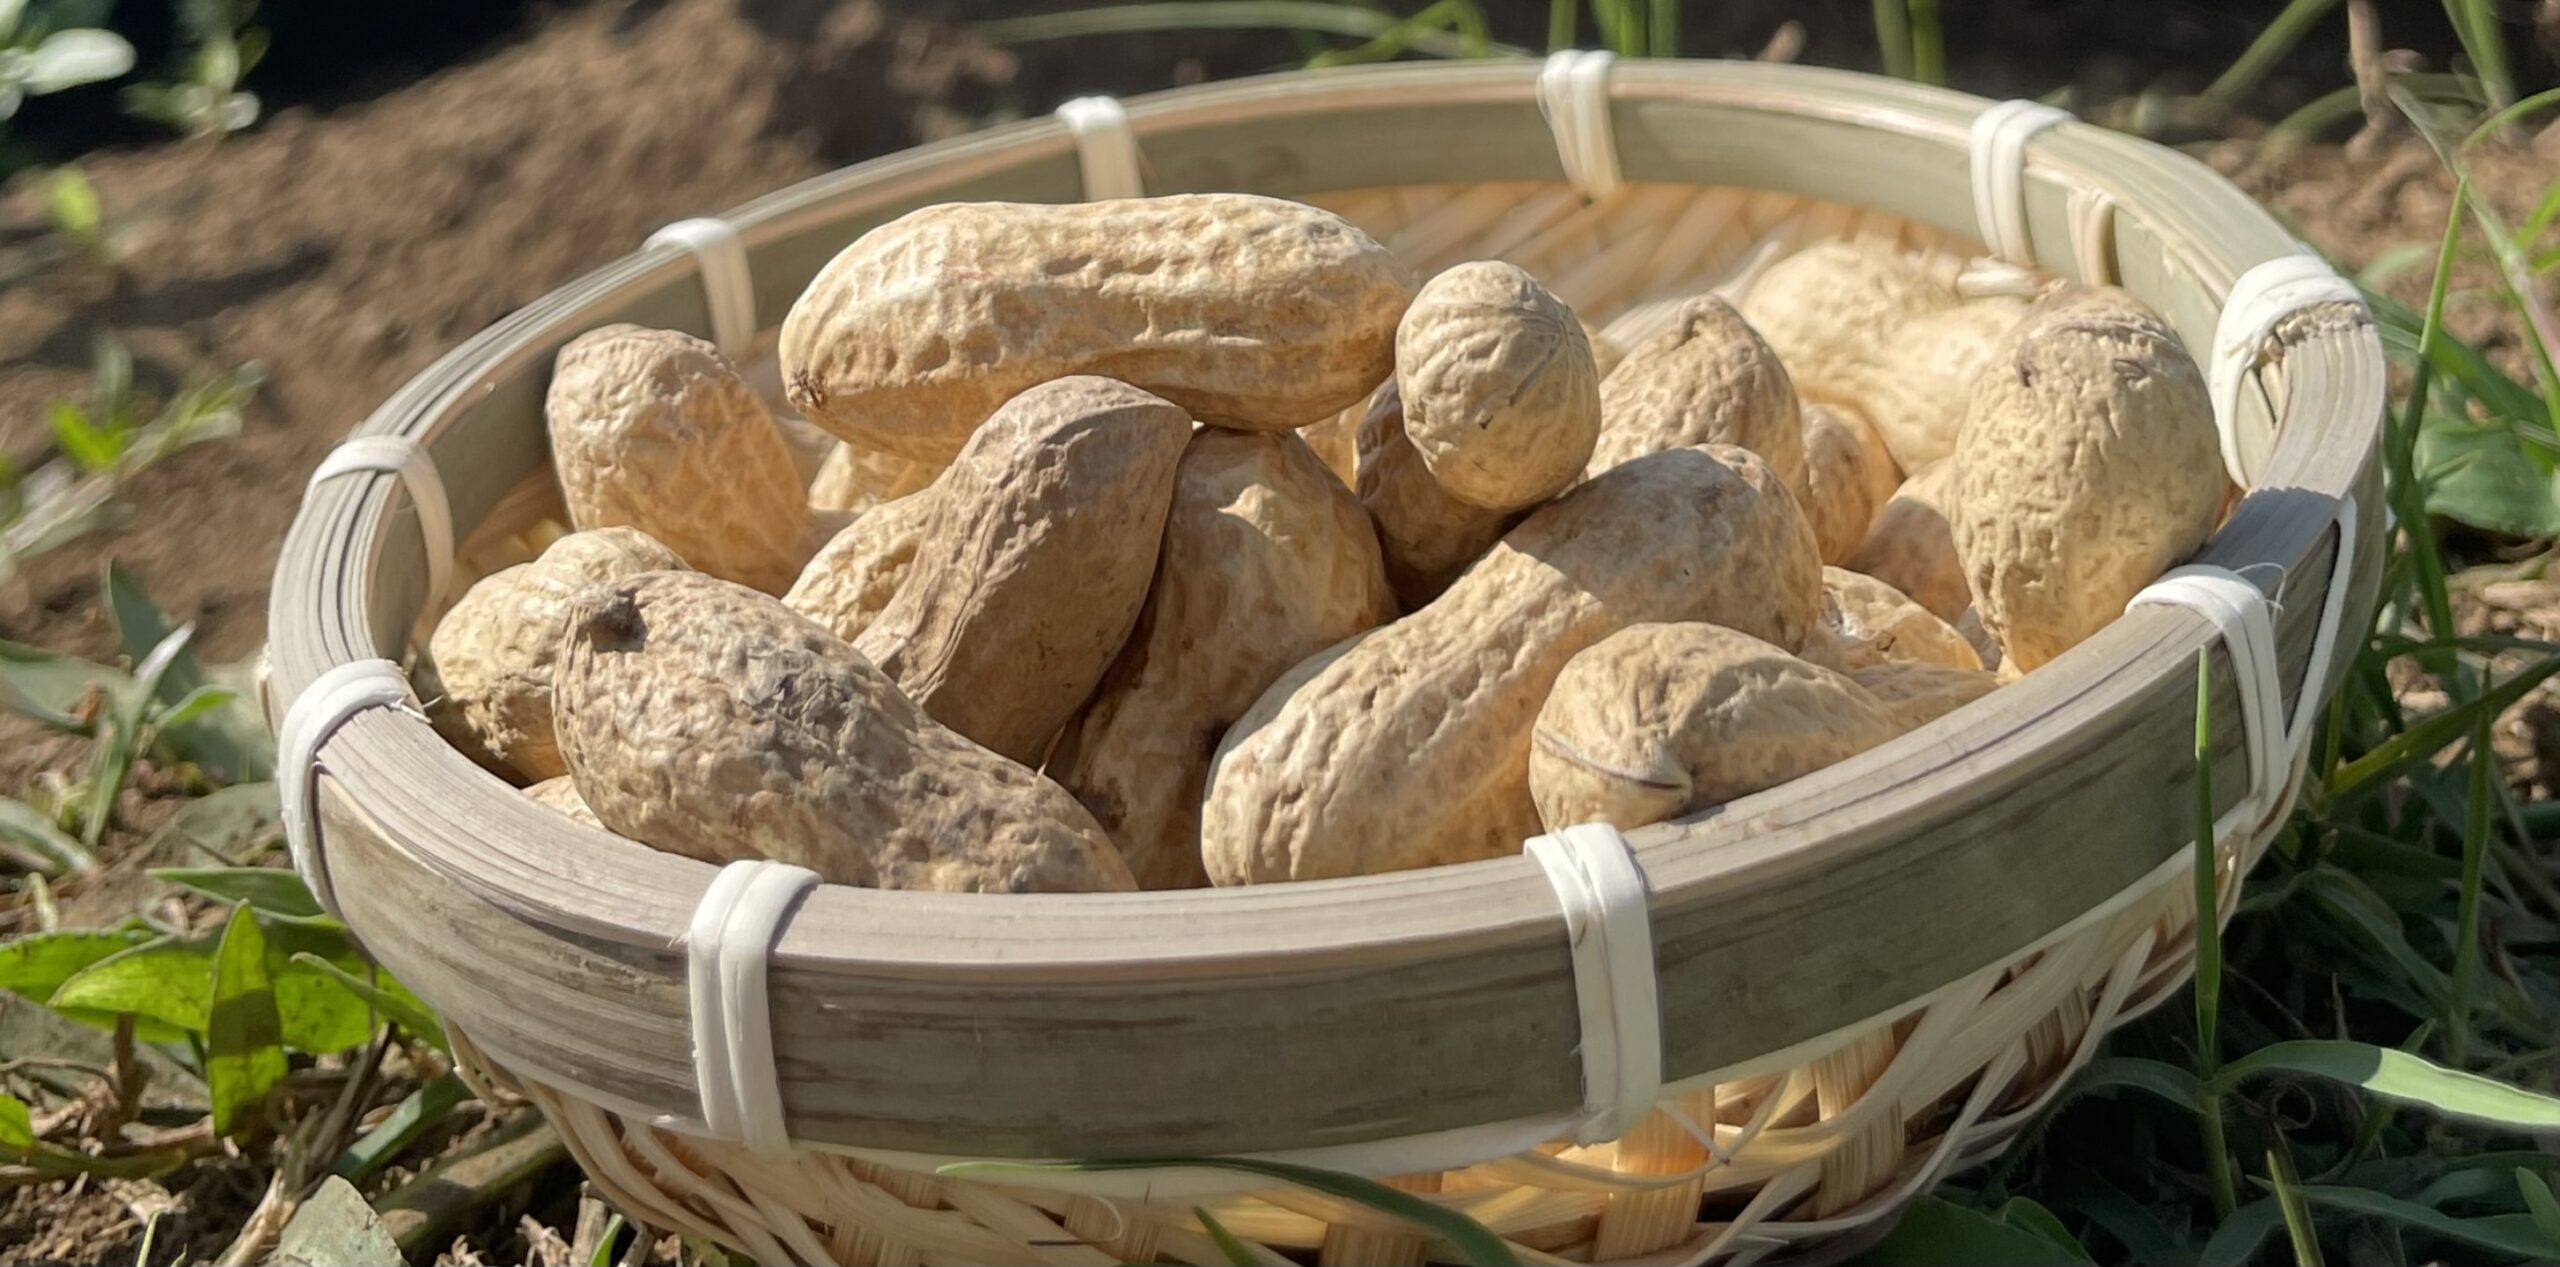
[0,0,2556,1260]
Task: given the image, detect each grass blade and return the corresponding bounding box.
[2268,1140,2326,1267]
[0,795,95,875]
[149,866,323,920]
[1193,1207,1265,1267]
[2519,1170,2560,1249]
[2329,655,2559,795]
[2298,1186,2559,1258]
[331,1072,472,1183]
[1906,0,1941,84]
[1871,0,1912,79]
[2446,675,2493,1065]
[2203,0,2343,107]
[2213,1040,2560,1128]
[2192,651,2238,1218]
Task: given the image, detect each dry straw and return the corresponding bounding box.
[269,59,2386,1264]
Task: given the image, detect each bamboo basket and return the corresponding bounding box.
[265,59,2388,1266]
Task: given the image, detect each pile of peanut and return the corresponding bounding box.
[422,193,2226,895]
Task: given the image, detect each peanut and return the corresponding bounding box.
[853,376,1189,764]
[1838,297,2029,471]
[523,776,601,828]
[1737,240,1958,390]
[1800,567,1981,674]
[781,195,1413,462]
[784,489,938,643]
[1356,380,1518,608]
[1951,287,2226,670]
[1051,430,1395,889]
[1799,401,1901,564]
[1530,623,1901,831]
[1395,261,1599,510]
[425,527,688,782]
[808,441,938,514]
[1849,662,2002,731]
[1843,462,1968,622]
[1585,296,1805,498]
[554,571,1135,893]
[546,325,809,594]
[1202,444,1820,883]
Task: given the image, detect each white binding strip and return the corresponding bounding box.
[685,859,821,1157]
[308,436,453,606]
[1967,99,2069,266]
[644,217,758,363]
[2211,252,2364,488]
[1055,96,1144,201]
[2068,187,2118,286]
[2128,567,2286,835]
[1526,821,1661,1143]
[1537,50,1622,202]
[277,659,416,922]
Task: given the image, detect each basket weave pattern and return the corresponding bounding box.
[425,183,2279,1266]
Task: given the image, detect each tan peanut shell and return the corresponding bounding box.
[523,776,602,828]
[808,442,939,514]
[1737,240,1958,389]
[784,490,938,643]
[1050,430,1395,889]
[1844,462,1969,622]
[1586,296,1806,498]
[1800,567,1982,674]
[1837,297,2030,471]
[1356,380,1518,608]
[1800,401,1901,564]
[781,195,1413,462]
[546,325,809,594]
[1849,662,2002,731]
[1394,261,1600,510]
[1950,287,2227,671]
[554,571,1135,893]
[1202,444,1821,884]
[426,527,689,782]
[853,376,1190,764]
[1530,623,1902,831]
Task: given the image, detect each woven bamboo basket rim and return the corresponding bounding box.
[266,58,2389,1164]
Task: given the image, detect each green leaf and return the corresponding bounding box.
[106,564,271,782]
[2197,1199,2285,1267]
[2415,406,2560,537]
[263,923,391,1054]
[150,865,320,919]
[0,1094,33,1150]
[1993,1198,2091,1262]
[331,1073,471,1183]
[1856,1197,2095,1265]
[1194,1207,1263,1267]
[144,782,281,865]
[2063,1057,2202,1112]
[941,1157,1521,1267]
[21,27,134,92]
[45,166,100,242]
[155,682,235,731]
[2520,1170,2560,1249]
[2297,1185,2560,1259]
[0,927,152,1002]
[288,952,444,1052]
[2214,1040,2560,1129]
[48,936,211,1038]
[206,905,284,1137]
[0,795,94,875]
[48,398,120,473]
[0,637,118,731]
